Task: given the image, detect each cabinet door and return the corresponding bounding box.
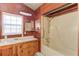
[29,47,36,56]
[13,45,18,56]
[21,47,29,56]
[28,41,39,56]
[17,43,29,56]
[0,49,2,56]
[32,40,39,53]
[1,46,14,56]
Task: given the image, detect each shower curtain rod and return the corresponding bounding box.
[44,3,77,16]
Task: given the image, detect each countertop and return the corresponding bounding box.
[0,36,37,46]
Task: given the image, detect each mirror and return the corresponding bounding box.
[25,20,34,31]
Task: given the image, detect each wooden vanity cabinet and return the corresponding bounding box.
[0,45,15,56]
[0,40,39,56]
[17,43,29,56]
[17,40,39,56]
[29,46,36,56]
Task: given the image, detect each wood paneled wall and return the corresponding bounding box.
[0,3,35,39]
[40,3,65,14]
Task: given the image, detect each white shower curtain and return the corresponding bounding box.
[41,11,78,56]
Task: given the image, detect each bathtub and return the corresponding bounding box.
[41,45,64,56]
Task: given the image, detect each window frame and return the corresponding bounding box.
[2,12,23,35]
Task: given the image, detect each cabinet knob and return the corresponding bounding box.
[21,50,23,53]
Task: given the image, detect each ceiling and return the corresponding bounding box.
[24,3,43,10]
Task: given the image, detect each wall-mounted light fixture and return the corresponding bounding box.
[20,11,32,16]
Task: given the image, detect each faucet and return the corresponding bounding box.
[22,34,24,37]
[4,35,7,39]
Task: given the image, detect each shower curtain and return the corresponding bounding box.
[41,11,78,56]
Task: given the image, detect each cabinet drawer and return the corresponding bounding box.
[20,40,38,48]
[28,40,38,47]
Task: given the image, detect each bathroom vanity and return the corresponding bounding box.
[0,36,39,56]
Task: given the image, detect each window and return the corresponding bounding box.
[2,12,23,35]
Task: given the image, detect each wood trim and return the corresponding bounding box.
[40,3,65,14]
[78,4,79,56]
[46,3,78,17]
